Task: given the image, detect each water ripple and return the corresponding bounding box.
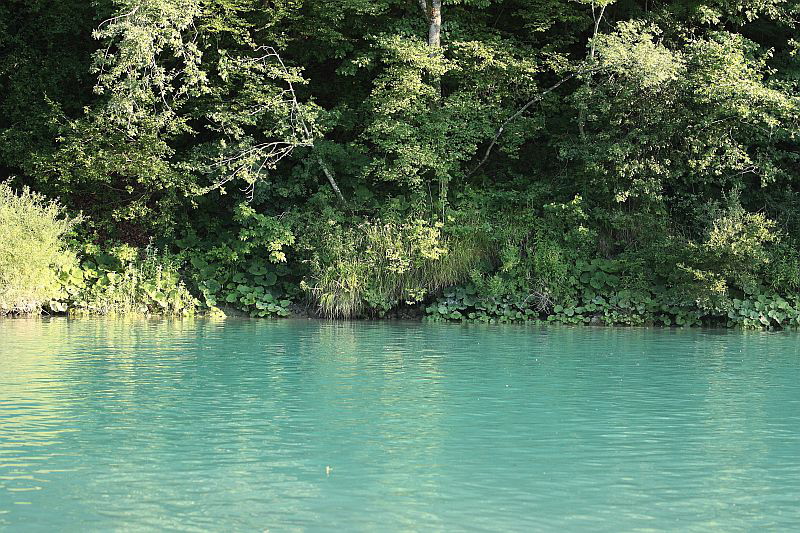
[1,318,799,531]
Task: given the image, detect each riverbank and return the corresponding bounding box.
[3,178,800,331]
[5,296,800,330]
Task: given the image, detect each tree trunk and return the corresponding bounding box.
[428,0,441,48]
[419,0,444,214]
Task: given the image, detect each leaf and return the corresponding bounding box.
[190,256,208,269]
[203,279,221,293]
[248,264,268,276]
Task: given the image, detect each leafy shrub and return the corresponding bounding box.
[61,244,197,315]
[191,257,292,317]
[427,257,800,330]
[681,202,778,298]
[0,184,79,314]
[175,204,296,317]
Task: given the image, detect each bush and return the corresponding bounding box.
[61,244,197,315]
[175,203,296,317]
[426,258,800,330]
[0,184,79,314]
[684,202,778,298]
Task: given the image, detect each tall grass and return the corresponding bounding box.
[308,219,490,318]
[0,184,79,314]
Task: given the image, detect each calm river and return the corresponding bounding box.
[1,319,799,531]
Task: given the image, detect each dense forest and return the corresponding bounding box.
[2,0,800,327]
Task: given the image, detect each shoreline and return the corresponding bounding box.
[3,312,798,331]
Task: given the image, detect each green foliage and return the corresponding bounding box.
[190,257,292,318]
[0,184,79,314]
[679,200,779,300]
[305,217,488,317]
[427,193,800,329]
[428,260,800,330]
[174,202,295,317]
[0,0,99,174]
[768,242,800,294]
[61,244,197,315]
[564,22,799,251]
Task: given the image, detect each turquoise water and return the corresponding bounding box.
[1,319,799,531]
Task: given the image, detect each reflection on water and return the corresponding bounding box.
[1,318,800,531]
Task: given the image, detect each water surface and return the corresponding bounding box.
[1,319,799,531]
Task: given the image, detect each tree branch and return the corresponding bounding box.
[580,3,607,138]
[467,69,594,178]
[317,155,346,204]
[589,3,607,61]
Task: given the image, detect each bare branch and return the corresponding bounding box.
[97,5,141,29]
[317,156,346,204]
[589,2,607,61]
